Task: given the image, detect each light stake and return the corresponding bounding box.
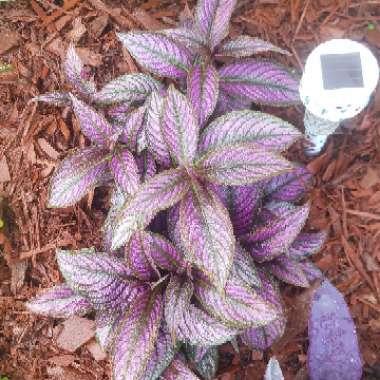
[300,39,379,155]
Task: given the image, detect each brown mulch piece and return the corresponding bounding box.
[0,0,379,379]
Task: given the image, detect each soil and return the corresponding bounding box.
[0,1,379,379]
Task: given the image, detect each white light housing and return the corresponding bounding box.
[300,39,379,122]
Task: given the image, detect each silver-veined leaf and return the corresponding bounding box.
[47,147,110,208]
[94,73,161,105]
[179,180,234,292]
[117,32,193,79]
[196,145,293,186]
[26,285,92,318]
[112,169,191,250]
[162,357,201,380]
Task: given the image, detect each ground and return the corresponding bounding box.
[0,0,379,379]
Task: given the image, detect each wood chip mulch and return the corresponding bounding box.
[0,1,379,379]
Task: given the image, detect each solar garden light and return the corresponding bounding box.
[300,39,379,155]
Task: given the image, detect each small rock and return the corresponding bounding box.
[56,316,95,352]
[86,339,107,361]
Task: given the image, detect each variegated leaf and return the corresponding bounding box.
[196,145,293,186]
[33,92,71,107]
[167,205,187,257]
[216,36,291,58]
[194,278,278,329]
[110,148,140,195]
[47,147,109,208]
[199,110,301,153]
[96,308,125,353]
[187,63,219,127]
[240,270,285,350]
[231,244,262,288]
[219,59,300,106]
[107,103,132,124]
[70,94,116,146]
[288,231,327,261]
[26,285,92,318]
[264,358,284,380]
[103,186,128,255]
[117,32,193,78]
[160,28,206,53]
[184,344,210,363]
[65,44,96,97]
[179,181,234,292]
[162,357,201,380]
[112,169,191,250]
[94,73,161,105]
[112,289,163,380]
[195,0,237,50]
[118,105,146,151]
[247,203,310,262]
[308,280,362,380]
[142,326,177,380]
[165,276,193,344]
[57,249,147,311]
[124,231,158,282]
[145,91,171,167]
[136,151,157,182]
[263,255,310,287]
[162,85,199,165]
[265,166,313,202]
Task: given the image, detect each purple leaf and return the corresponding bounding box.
[199,110,301,153]
[191,346,219,380]
[162,85,199,165]
[69,94,116,146]
[112,169,191,250]
[47,147,109,208]
[118,105,146,151]
[110,148,140,195]
[185,344,210,363]
[231,244,262,288]
[160,28,206,53]
[263,255,310,287]
[112,289,163,380]
[26,285,92,318]
[142,326,177,380]
[240,270,285,350]
[179,180,235,292]
[194,278,278,329]
[136,151,157,182]
[288,231,327,261]
[107,103,132,124]
[219,59,300,106]
[103,187,128,255]
[162,357,201,380]
[65,44,96,97]
[93,73,161,105]
[145,91,171,167]
[244,202,310,262]
[216,36,291,58]
[187,63,219,127]
[308,280,362,380]
[33,92,71,107]
[265,167,313,202]
[195,0,237,50]
[196,145,293,186]
[57,249,147,311]
[124,231,158,281]
[264,358,284,380]
[167,204,187,256]
[117,32,193,79]
[165,276,193,343]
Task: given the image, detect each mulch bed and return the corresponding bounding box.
[0,1,379,379]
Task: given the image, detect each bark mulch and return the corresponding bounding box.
[0,1,379,379]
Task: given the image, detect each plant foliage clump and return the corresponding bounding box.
[27,1,327,379]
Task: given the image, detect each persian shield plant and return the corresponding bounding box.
[26,0,329,379]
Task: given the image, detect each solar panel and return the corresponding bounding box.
[320,52,364,90]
